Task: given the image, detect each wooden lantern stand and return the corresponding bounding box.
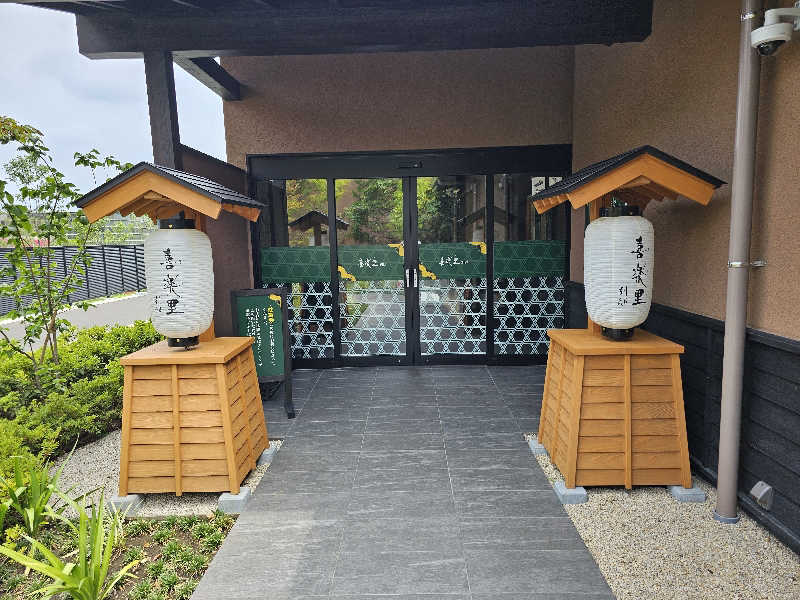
[75,163,269,496]
[531,147,725,490]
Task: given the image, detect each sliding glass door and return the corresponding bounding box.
[251,147,570,367]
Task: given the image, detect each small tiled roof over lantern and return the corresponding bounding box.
[530,146,725,215]
[75,162,264,223]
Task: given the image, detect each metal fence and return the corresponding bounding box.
[0,244,146,315]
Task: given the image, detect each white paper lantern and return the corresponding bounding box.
[144,225,214,345]
[584,215,654,335]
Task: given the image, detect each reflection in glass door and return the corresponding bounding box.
[335,179,407,358]
[260,179,334,360]
[416,176,487,356]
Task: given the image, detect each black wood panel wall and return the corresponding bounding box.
[566,281,800,554]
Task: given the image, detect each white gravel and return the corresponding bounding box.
[524,433,800,599]
[55,429,281,517]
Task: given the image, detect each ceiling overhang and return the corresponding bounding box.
[9,1,653,59]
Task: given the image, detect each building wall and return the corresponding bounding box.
[221,46,574,169]
[570,0,800,340]
[205,210,254,337]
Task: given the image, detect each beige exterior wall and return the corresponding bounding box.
[220,0,799,340]
[221,46,574,168]
[570,0,800,340]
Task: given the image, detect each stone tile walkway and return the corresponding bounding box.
[192,365,613,600]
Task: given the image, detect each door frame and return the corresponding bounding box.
[249,145,572,368]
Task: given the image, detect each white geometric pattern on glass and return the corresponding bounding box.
[494,275,565,355]
[340,279,406,356]
[420,277,487,355]
[144,228,214,339]
[263,281,334,359]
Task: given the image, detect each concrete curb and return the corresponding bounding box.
[257,443,278,467]
[554,481,588,504]
[669,484,707,503]
[107,494,144,517]
[218,488,252,514]
[528,438,548,455]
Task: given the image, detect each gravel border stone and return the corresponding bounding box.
[55,429,282,517]
[525,433,800,599]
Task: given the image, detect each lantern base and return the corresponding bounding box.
[168,336,199,350]
[601,327,635,341]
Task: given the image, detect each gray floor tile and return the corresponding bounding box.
[368,405,441,420]
[465,549,611,595]
[264,469,356,493]
[442,417,521,437]
[347,488,456,520]
[450,467,551,492]
[332,551,469,595]
[239,491,352,522]
[365,418,443,434]
[471,594,614,600]
[268,451,359,472]
[445,448,536,470]
[361,433,444,451]
[355,466,451,492]
[332,596,469,600]
[454,490,565,519]
[505,404,542,419]
[437,395,507,408]
[196,366,609,600]
[446,433,526,451]
[516,418,540,433]
[292,419,367,435]
[358,449,448,470]
[459,517,584,550]
[340,516,461,554]
[297,406,370,421]
[281,434,363,453]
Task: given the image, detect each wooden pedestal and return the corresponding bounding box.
[118,337,269,496]
[538,329,692,490]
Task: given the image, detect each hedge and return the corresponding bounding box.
[0,320,161,480]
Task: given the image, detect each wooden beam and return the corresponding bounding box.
[221,203,261,222]
[80,171,223,223]
[618,175,652,189]
[173,56,241,101]
[74,2,653,58]
[638,155,716,205]
[144,50,182,169]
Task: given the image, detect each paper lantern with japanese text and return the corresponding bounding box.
[584,213,654,340]
[144,220,214,348]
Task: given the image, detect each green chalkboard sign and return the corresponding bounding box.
[231,288,290,381]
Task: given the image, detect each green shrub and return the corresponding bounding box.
[0,320,161,493]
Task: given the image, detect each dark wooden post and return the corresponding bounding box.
[143,51,182,169]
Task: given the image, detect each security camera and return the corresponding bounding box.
[751,4,800,56]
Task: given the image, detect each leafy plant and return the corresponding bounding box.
[174,578,198,600]
[0,117,132,392]
[0,491,139,600]
[0,450,75,544]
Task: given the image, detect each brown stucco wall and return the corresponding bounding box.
[206,210,254,337]
[570,0,800,340]
[221,46,574,168]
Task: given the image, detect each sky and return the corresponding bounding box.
[0,3,226,195]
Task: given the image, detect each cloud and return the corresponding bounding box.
[0,4,226,196]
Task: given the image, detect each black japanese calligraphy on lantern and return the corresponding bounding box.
[630,236,645,259]
[630,235,648,306]
[154,246,184,315]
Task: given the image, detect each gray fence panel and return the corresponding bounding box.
[0,244,145,316]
